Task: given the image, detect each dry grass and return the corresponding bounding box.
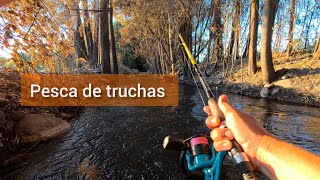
[227,53,320,99]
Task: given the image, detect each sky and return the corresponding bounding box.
[0,0,319,61]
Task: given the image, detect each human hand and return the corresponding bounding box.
[203,95,269,160]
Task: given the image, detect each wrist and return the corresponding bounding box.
[256,135,275,161]
[254,135,278,177]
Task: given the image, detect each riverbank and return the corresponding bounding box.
[0,70,83,166]
[183,53,320,107]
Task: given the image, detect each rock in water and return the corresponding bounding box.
[271,88,280,96]
[281,74,289,80]
[15,113,71,143]
[260,87,269,98]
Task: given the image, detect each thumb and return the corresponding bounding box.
[218,95,237,118]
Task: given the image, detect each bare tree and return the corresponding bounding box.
[227,0,240,61]
[314,34,320,60]
[109,2,118,74]
[179,19,193,80]
[286,0,296,57]
[91,0,99,68]
[242,32,249,58]
[304,4,316,49]
[99,0,111,73]
[211,0,223,64]
[261,0,277,84]
[248,0,259,74]
[82,0,94,63]
[71,1,87,68]
[168,13,174,74]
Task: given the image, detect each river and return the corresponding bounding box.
[1,85,319,179]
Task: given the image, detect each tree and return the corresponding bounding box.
[242,32,249,58]
[226,0,240,61]
[71,1,87,68]
[91,0,99,68]
[168,13,174,74]
[82,0,93,63]
[211,0,223,64]
[286,0,295,57]
[179,19,193,80]
[99,0,111,74]
[109,2,118,74]
[225,0,240,76]
[248,0,259,74]
[304,4,316,49]
[314,34,320,60]
[261,0,277,84]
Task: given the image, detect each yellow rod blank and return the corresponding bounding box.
[178,34,197,66]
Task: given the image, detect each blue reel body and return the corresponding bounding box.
[186,147,227,180]
[163,135,228,179]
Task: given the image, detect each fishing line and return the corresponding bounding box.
[198,69,215,98]
[180,45,206,107]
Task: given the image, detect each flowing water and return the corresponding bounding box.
[1,85,319,179]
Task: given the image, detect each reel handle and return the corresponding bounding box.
[163,136,186,151]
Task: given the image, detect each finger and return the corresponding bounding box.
[203,106,212,115]
[205,116,220,129]
[213,140,232,151]
[210,128,234,141]
[218,95,237,117]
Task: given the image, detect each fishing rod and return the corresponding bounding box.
[162,34,258,180]
[178,34,258,180]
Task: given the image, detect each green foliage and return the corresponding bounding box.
[121,45,149,72]
[114,19,149,72]
[113,21,122,44]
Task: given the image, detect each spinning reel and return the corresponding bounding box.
[163,135,227,180]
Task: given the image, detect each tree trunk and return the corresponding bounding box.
[248,0,259,74]
[313,35,320,60]
[272,0,280,24]
[242,33,249,58]
[179,19,192,80]
[82,0,93,63]
[91,0,99,68]
[211,0,223,63]
[286,0,295,57]
[261,0,276,84]
[71,1,87,68]
[109,4,118,74]
[304,6,315,49]
[99,0,111,74]
[168,13,174,74]
[227,1,240,61]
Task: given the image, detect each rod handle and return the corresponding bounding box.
[208,98,225,121]
[208,98,258,179]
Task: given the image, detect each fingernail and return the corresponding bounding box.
[211,117,217,124]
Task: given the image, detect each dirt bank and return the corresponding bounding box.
[183,53,320,107]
